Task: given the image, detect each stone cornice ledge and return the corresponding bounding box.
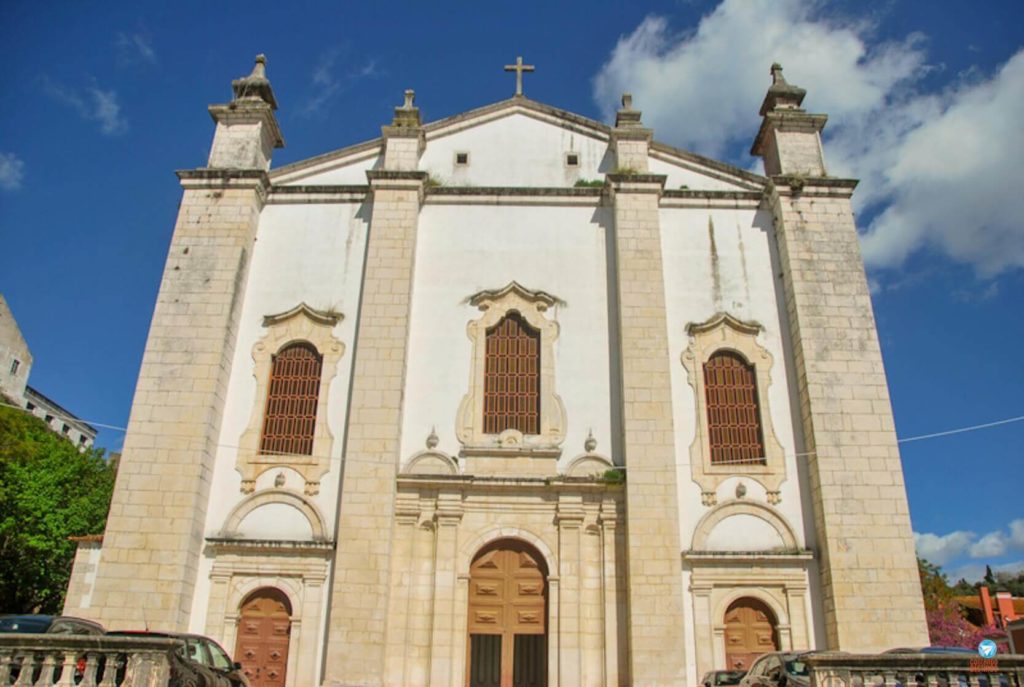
[267,185,369,204]
[683,549,814,563]
[397,474,625,493]
[177,168,271,192]
[766,176,859,199]
[205,537,335,554]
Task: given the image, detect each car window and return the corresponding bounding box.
[205,640,232,670]
[0,616,54,633]
[185,638,210,665]
[785,660,809,677]
[719,670,746,685]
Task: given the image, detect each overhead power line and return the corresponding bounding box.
[2,399,1022,458]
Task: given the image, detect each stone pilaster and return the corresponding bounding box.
[83,55,282,630]
[752,64,927,651]
[557,495,584,687]
[766,179,928,650]
[609,167,688,685]
[88,171,269,629]
[323,167,425,686]
[429,497,462,687]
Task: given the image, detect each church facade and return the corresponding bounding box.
[63,56,928,687]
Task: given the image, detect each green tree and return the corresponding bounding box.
[0,404,115,613]
[918,557,953,611]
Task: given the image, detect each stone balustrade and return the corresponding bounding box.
[806,651,1024,687]
[0,635,179,687]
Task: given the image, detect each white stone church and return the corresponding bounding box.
[64,55,928,687]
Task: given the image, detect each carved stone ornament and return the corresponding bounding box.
[681,312,786,503]
[236,303,345,493]
[456,282,567,456]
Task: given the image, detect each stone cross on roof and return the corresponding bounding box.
[504,56,535,97]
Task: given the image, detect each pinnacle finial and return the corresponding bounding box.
[621,93,633,110]
[231,53,277,109]
[584,429,597,453]
[426,426,439,450]
[403,89,415,109]
[770,62,786,85]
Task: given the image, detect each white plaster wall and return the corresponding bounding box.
[276,152,380,186]
[421,113,610,187]
[190,201,367,625]
[403,203,614,468]
[236,503,314,540]
[704,514,786,551]
[659,207,806,550]
[206,201,367,534]
[649,156,751,192]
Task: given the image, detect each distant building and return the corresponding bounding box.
[0,293,96,447]
[957,587,1023,630]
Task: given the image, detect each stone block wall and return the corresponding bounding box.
[767,179,928,651]
[84,172,267,630]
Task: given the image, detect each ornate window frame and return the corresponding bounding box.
[236,303,344,495]
[681,312,785,505]
[456,282,566,456]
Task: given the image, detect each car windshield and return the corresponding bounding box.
[206,640,232,670]
[716,671,746,685]
[785,660,809,677]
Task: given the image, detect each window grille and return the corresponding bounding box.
[260,342,322,456]
[484,312,540,435]
[704,351,765,465]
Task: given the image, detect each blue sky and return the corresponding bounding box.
[1,0,1021,584]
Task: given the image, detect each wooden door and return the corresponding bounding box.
[724,597,778,671]
[235,588,292,687]
[467,540,547,687]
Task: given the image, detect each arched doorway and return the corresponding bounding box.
[235,587,292,687]
[466,539,548,687]
[724,597,779,670]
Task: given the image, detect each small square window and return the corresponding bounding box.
[455,152,470,166]
[10,359,20,375]
[62,424,70,434]
[26,402,35,411]
[45,414,54,424]
[565,153,580,167]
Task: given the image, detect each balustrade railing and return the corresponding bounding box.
[0,635,180,687]
[806,651,1024,687]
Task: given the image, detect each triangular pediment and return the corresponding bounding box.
[270,97,764,191]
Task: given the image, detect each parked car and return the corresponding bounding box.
[703,669,747,687]
[0,614,104,635]
[738,652,813,687]
[106,631,249,687]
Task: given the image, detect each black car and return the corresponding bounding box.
[703,669,748,687]
[738,652,813,687]
[106,631,249,687]
[0,614,105,635]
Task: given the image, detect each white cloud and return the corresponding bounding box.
[300,49,379,117]
[591,0,1024,277]
[42,78,128,136]
[0,152,25,191]
[1010,519,1024,548]
[916,518,1024,571]
[914,530,975,566]
[115,31,156,64]
[970,531,1008,558]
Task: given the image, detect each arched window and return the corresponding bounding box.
[260,342,323,456]
[704,351,765,465]
[483,312,540,435]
